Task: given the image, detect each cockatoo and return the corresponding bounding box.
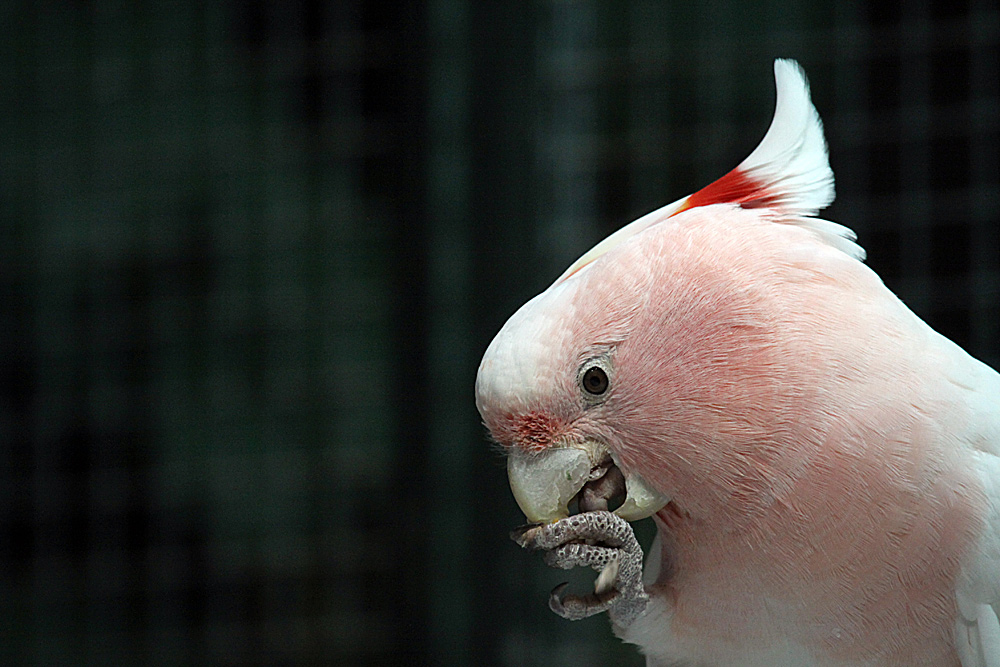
[475,60,1000,667]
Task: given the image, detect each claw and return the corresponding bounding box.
[510,523,544,547]
[549,581,571,615]
[548,582,618,620]
[512,511,651,627]
[594,555,620,594]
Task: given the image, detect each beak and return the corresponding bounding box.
[507,443,669,524]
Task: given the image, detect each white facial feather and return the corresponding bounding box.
[474,277,581,422]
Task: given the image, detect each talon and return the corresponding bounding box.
[548,581,618,620]
[549,582,570,606]
[549,582,571,617]
[514,511,651,627]
[594,555,619,594]
[510,522,544,548]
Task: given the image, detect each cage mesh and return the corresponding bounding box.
[1,1,997,665]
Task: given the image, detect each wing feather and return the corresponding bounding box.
[952,349,1000,667]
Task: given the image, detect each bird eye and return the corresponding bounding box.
[581,366,609,395]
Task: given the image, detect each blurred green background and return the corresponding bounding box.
[1,1,997,665]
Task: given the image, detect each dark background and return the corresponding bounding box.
[1,1,997,665]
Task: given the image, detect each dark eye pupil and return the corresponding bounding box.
[582,367,608,395]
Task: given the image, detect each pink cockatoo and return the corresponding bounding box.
[475,60,1000,667]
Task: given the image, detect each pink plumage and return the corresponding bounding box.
[476,60,1000,666]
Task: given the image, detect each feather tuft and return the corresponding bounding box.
[555,59,862,285]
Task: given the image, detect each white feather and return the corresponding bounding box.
[942,323,1000,667]
[740,59,835,218]
[957,448,1000,667]
[553,59,861,287]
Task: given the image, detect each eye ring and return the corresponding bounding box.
[581,365,609,396]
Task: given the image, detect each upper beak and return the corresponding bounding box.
[507,442,669,523]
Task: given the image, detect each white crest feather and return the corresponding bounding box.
[739,59,835,217]
[554,58,863,286]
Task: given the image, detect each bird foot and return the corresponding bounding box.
[511,510,649,627]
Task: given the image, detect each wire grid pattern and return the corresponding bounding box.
[1,2,403,665]
[0,1,997,666]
